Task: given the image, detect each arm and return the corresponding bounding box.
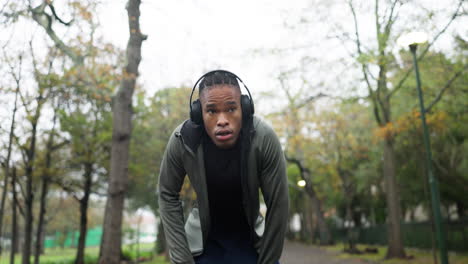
[257,125,289,264]
[158,132,194,264]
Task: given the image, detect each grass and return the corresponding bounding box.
[323,243,468,264]
[0,243,169,264]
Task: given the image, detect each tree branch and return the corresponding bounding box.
[349,0,374,94]
[16,174,27,205]
[296,92,327,109]
[425,63,468,112]
[51,140,70,151]
[388,0,464,99]
[349,0,383,125]
[47,3,73,26]
[29,1,83,65]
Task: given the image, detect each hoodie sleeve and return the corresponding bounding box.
[158,131,195,264]
[257,122,289,264]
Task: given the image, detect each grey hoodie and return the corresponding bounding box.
[158,116,289,264]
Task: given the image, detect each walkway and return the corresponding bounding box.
[280,241,367,264]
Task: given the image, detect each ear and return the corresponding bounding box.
[190,99,203,125]
[241,94,254,118]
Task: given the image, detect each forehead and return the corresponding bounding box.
[200,84,241,103]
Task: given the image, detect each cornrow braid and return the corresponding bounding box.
[199,71,240,97]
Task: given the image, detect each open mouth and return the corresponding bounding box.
[215,130,233,141]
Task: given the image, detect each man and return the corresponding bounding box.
[158,70,289,264]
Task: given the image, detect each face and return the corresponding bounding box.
[201,84,242,149]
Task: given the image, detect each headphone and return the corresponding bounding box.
[189,70,255,125]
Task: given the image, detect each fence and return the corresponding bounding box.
[44,227,102,248]
[332,220,468,252]
[43,226,155,249]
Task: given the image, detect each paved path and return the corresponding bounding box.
[280,241,368,264]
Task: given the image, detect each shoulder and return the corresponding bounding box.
[165,121,187,152]
[252,115,279,140]
[251,116,283,154]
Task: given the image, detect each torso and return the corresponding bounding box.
[203,134,250,238]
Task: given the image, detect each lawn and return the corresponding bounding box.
[324,243,468,264]
[0,243,169,264]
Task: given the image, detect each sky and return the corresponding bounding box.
[97,0,313,108]
[0,0,465,211]
[0,0,466,124]
[96,0,467,109]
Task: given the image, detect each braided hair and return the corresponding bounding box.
[199,71,240,97]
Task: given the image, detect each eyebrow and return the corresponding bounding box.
[205,101,237,108]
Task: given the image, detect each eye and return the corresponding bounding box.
[207,109,215,114]
[228,107,236,113]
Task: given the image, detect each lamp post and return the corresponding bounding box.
[297,180,306,187]
[397,32,449,264]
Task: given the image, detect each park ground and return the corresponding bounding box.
[1,241,468,264]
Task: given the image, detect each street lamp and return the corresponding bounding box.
[397,32,449,264]
[297,180,306,187]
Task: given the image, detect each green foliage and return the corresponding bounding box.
[325,242,468,264]
[0,243,167,264]
[127,87,191,213]
[389,46,468,217]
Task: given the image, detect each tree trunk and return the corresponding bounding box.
[33,210,46,263]
[0,173,8,256]
[22,179,34,264]
[22,120,39,264]
[98,1,146,263]
[0,84,20,257]
[10,167,19,264]
[34,104,58,264]
[302,175,331,245]
[303,196,314,243]
[285,156,332,245]
[309,192,331,245]
[75,164,93,264]
[337,167,358,252]
[33,160,51,264]
[383,137,406,258]
[345,204,359,253]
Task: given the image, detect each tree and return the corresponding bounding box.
[57,74,113,264]
[10,167,20,264]
[14,44,54,264]
[34,107,62,264]
[345,0,465,258]
[99,1,146,263]
[389,44,468,219]
[16,1,132,263]
[47,37,118,264]
[128,87,190,255]
[312,102,376,252]
[0,53,21,257]
[269,71,332,245]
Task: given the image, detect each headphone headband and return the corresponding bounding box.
[189,70,254,112]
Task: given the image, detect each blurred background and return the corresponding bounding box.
[0,0,466,264]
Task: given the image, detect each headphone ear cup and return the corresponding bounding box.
[241,95,254,118]
[190,99,203,125]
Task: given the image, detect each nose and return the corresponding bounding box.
[217,113,229,127]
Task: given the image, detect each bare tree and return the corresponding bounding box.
[15,43,52,264]
[0,53,21,257]
[34,104,68,264]
[10,167,19,264]
[25,2,146,263]
[99,1,146,263]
